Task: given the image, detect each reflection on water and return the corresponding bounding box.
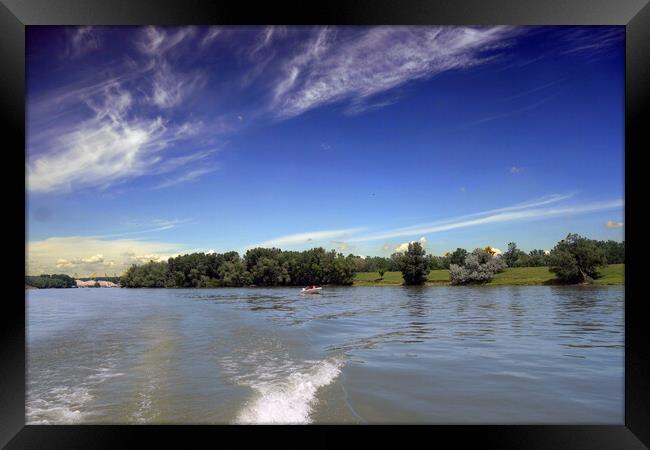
[27,286,623,424]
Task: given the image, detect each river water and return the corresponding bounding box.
[26,286,624,424]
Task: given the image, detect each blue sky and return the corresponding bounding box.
[26,26,624,275]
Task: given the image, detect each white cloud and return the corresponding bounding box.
[270,26,516,118]
[510,166,523,174]
[386,237,428,253]
[92,218,190,239]
[28,26,220,194]
[249,26,287,57]
[82,254,104,263]
[330,240,353,252]
[606,220,624,228]
[201,27,222,47]
[136,26,195,55]
[154,166,217,189]
[27,92,166,193]
[151,60,205,109]
[67,27,101,58]
[558,27,624,56]
[27,236,187,275]
[250,228,365,249]
[27,80,214,193]
[351,197,623,243]
[55,259,75,269]
[242,194,622,254]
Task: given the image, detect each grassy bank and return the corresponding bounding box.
[353,264,624,287]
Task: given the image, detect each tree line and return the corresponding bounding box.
[120,247,357,288]
[27,234,623,288]
[25,274,76,289]
[350,238,624,273]
[396,233,623,286]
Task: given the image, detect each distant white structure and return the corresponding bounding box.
[75,279,119,288]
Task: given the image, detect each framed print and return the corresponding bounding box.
[2,0,649,448]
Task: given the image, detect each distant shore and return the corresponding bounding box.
[353,264,624,287]
[26,264,624,289]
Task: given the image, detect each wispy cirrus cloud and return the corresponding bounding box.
[556,27,624,57]
[154,166,218,189]
[200,27,222,47]
[248,227,366,250]
[150,60,206,109]
[92,218,192,239]
[249,26,287,57]
[26,82,211,193]
[136,26,196,55]
[246,194,622,251]
[351,197,623,243]
[464,91,560,127]
[243,194,621,251]
[66,26,102,58]
[27,27,220,194]
[29,26,621,197]
[269,26,518,118]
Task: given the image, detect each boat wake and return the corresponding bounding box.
[229,356,344,424]
[27,385,93,424]
[27,362,123,424]
[236,358,343,424]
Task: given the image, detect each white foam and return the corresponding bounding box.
[27,362,123,424]
[27,386,93,424]
[236,358,343,424]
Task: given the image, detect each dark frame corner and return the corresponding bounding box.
[2,0,648,448]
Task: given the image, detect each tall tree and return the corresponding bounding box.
[448,248,469,266]
[397,242,429,285]
[548,233,607,283]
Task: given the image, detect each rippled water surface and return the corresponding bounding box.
[27,286,624,424]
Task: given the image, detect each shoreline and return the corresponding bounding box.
[354,265,624,287]
[26,265,624,290]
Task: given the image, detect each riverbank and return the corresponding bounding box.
[353,264,624,287]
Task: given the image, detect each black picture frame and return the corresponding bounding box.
[2,0,648,448]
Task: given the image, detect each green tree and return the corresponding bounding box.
[548,233,607,283]
[449,248,507,285]
[25,274,76,289]
[397,242,429,285]
[448,248,469,267]
[503,242,527,267]
[218,260,252,287]
[594,240,625,264]
[250,256,288,286]
[120,260,169,288]
[527,249,548,267]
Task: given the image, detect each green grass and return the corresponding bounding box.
[353,264,624,287]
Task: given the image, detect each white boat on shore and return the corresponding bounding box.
[301,286,322,294]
